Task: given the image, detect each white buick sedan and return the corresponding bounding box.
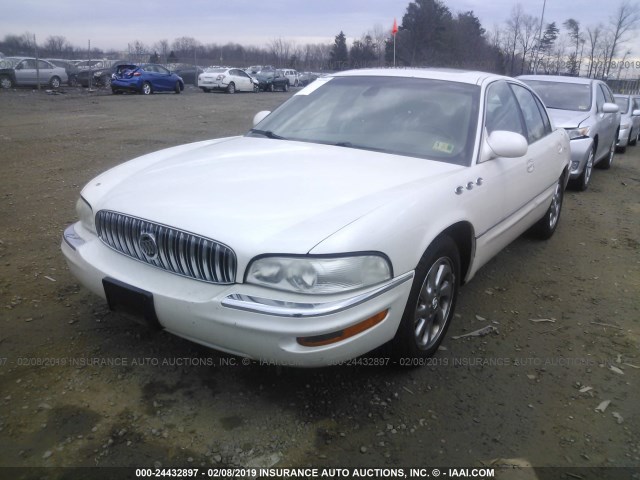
[62,69,570,367]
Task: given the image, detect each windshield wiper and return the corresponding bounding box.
[248,129,286,140]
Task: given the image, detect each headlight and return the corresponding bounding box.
[565,126,590,140]
[246,255,392,294]
[76,197,96,234]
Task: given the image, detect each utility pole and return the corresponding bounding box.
[533,0,547,74]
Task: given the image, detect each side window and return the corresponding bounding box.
[484,81,525,136]
[38,60,52,70]
[595,84,605,112]
[601,84,614,104]
[510,84,549,144]
[533,95,553,133]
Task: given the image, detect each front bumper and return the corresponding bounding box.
[62,223,413,367]
[567,137,594,179]
[617,127,631,147]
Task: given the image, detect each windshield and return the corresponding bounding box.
[247,76,480,165]
[522,80,592,112]
[614,96,629,114]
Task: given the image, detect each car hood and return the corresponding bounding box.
[83,136,462,258]
[547,108,591,129]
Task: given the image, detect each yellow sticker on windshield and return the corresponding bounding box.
[433,141,454,154]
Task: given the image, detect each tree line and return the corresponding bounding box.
[1,0,638,78]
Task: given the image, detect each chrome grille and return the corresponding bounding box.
[95,210,236,284]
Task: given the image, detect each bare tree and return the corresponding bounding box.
[585,24,603,77]
[518,14,540,73]
[269,38,293,67]
[605,0,640,78]
[44,35,70,57]
[505,4,524,75]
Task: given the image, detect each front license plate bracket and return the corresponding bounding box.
[102,277,162,330]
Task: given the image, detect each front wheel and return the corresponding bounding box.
[174,81,181,94]
[0,75,13,89]
[283,82,289,92]
[597,138,616,169]
[391,235,460,360]
[572,146,594,191]
[530,175,564,240]
[141,81,152,95]
[49,76,61,89]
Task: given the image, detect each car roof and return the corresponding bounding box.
[333,68,513,86]
[518,74,595,85]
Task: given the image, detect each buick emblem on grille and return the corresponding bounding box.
[139,232,158,259]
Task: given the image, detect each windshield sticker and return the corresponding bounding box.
[433,141,454,154]
[295,76,333,96]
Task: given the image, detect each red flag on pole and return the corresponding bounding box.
[392,18,398,36]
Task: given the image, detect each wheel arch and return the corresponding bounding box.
[438,221,475,285]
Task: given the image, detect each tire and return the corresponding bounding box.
[283,82,289,92]
[174,81,181,94]
[201,88,210,93]
[68,76,78,87]
[268,83,274,92]
[530,175,564,240]
[227,82,235,94]
[253,84,259,93]
[632,130,639,146]
[572,146,594,191]
[49,76,61,89]
[141,82,152,95]
[101,76,111,88]
[391,235,460,360]
[294,79,299,87]
[0,75,13,89]
[597,138,615,170]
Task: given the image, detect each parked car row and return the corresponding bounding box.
[613,94,640,152]
[518,75,628,191]
[0,57,322,94]
[64,68,586,367]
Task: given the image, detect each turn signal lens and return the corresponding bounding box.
[297,310,388,347]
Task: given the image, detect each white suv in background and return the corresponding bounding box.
[280,69,299,87]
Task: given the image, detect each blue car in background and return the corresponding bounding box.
[111,64,184,95]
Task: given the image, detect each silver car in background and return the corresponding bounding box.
[1,57,68,89]
[519,75,620,191]
[614,94,640,152]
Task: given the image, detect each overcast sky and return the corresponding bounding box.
[2,0,639,56]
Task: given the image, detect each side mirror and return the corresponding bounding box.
[632,109,640,117]
[253,111,271,127]
[602,102,619,114]
[482,130,528,161]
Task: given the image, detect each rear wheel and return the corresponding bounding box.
[174,81,181,94]
[268,83,274,92]
[391,235,460,360]
[227,82,235,94]
[141,82,152,95]
[530,175,564,240]
[49,76,61,88]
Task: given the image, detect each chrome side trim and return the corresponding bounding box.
[63,224,85,251]
[221,271,414,318]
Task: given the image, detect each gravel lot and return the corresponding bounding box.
[0,84,639,479]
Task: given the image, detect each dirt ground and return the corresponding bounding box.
[0,84,638,480]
